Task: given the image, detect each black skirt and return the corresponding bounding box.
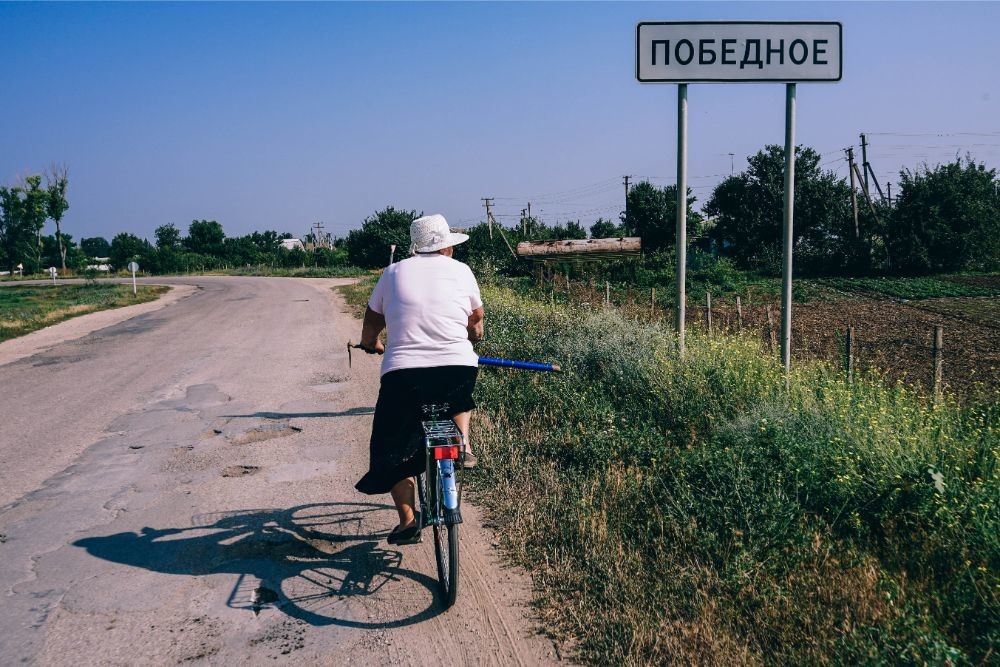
[355,365,478,495]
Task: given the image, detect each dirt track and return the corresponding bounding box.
[0,277,561,665]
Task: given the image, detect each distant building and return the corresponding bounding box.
[86,257,112,272]
[280,238,304,251]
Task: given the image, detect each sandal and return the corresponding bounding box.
[387,516,422,545]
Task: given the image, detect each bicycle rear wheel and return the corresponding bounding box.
[433,522,459,608]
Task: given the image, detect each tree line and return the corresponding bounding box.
[344,149,998,277]
[4,148,996,278]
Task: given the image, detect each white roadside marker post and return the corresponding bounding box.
[49,266,57,286]
[128,261,139,296]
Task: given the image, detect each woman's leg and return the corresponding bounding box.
[452,410,472,453]
[390,477,417,528]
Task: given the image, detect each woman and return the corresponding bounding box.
[355,214,485,545]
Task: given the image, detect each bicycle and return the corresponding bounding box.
[348,342,561,607]
[416,402,465,608]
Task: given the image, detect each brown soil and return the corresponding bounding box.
[696,294,999,399]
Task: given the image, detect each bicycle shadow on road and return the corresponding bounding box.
[72,502,444,629]
[220,407,375,419]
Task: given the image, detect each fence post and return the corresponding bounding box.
[706,291,713,337]
[736,295,744,331]
[651,287,656,319]
[605,281,610,307]
[933,325,944,404]
[845,326,855,383]
[765,305,777,354]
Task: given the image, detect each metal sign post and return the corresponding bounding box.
[127,261,139,295]
[636,21,841,379]
[781,84,796,386]
[675,84,688,358]
[48,266,57,285]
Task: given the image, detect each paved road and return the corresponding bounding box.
[0,277,559,665]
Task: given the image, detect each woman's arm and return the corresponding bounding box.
[467,307,485,343]
[359,307,386,354]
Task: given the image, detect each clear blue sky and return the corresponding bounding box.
[2,1,998,242]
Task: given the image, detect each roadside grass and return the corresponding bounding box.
[337,276,998,664]
[0,284,167,342]
[469,286,998,665]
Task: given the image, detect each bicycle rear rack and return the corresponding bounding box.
[421,417,465,526]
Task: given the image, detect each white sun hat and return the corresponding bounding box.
[409,214,469,254]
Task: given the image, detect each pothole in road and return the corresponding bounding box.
[221,465,261,478]
[227,423,301,445]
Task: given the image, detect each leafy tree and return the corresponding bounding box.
[590,217,625,239]
[704,145,856,274]
[0,185,26,273]
[41,233,85,271]
[155,223,182,250]
[45,166,70,272]
[888,157,1000,273]
[81,236,111,258]
[110,232,154,271]
[184,220,226,257]
[0,176,50,274]
[621,181,701,253]
[345,207,419,268]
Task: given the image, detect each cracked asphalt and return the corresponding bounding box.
[0,276,560,666]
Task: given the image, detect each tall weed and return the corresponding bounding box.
[471,285,999,665]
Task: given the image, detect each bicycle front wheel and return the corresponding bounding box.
[433,522,459,608]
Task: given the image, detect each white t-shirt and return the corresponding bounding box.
[368,254,483,375]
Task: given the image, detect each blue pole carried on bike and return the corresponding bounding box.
[477,357,560,373]
[349,341,560,372]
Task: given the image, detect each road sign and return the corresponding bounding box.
[635,20,842,382]
[48,266,57,285]
[636,21,842,83]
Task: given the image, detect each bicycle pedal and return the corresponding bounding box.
[444,508,463,525]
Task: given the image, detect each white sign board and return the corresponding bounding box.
[127,261,139,273]
[48,267,57,276]
[636,21,842,83]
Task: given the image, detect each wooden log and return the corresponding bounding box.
[516,237,641,257]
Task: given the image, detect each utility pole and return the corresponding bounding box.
[623,175,631,221]
[526,201,531,222]
[860,133,870,195]
[312,222,326,249]
[728,152,735,175]
[887,182,892,206]
[521,208,527,236]
[846,147,860,239]
[482,197,494,239]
